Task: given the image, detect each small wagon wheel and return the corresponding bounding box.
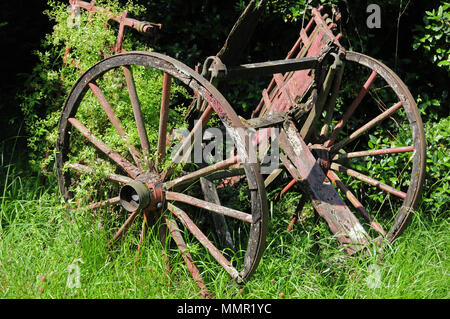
[293,51,426,243]
[56,51,268,293]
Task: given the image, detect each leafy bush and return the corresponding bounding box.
[265,0,339,23]
[413,2,450,72]
[420,117,450,215]
[19,0,150,173]
[18,0,197,210]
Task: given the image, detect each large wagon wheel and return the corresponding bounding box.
[56,51,268,294]
[290,51,426,243]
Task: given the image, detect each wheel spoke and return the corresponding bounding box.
[162,104,214,180]
[330,101,403,153]
[264,168,283,188]
[201,167,245,182]
[88,196,120,210]
[320,62,345,138]
[166,191,252,223]
[275,178,297,201]
[325,70,378,147]
[165,217,211,298]
[167,203,241,280]
[330,162,407,199]
[280,153,302,181]
[123,65,151,166]
[327,170,386,237]
[108,210,140,246]
[88,82,144,170]
[164,155,239,190]
[200,177,235,251]
[136,210,150,256]
[157,72,172,166]
[331,146,414,160]
[172,105,214,163]
[67,163,133,184]
[68,118,140,178]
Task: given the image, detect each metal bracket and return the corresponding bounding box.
[201,56,228,82]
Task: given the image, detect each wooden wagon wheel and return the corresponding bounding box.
[283,51,426,244]
[56,51,268,294]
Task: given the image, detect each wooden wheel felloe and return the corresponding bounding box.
[294,51,426,243]
[56,51,268,293]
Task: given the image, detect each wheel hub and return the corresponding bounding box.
[119,174,164,212]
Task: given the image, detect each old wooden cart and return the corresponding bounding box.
[57,0,426,297]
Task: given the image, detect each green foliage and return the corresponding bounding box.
[266,0,339,23]
[420,117,450,214]
[1,157,448,298]
[413,2,450,72]
[416,91,447,121]
[18,0,150,173]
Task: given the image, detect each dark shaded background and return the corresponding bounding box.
[0,0,446,165]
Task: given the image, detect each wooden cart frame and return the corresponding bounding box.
[57,0,426,298]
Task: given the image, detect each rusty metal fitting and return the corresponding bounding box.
[318,158,331,171]
[136,21,161,34]
[201,56,227,81]
[150,187,164,211]
[120,180,150,212]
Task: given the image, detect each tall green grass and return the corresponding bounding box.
[0,132,448,299]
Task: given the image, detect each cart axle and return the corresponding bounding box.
[119,180,164,212]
